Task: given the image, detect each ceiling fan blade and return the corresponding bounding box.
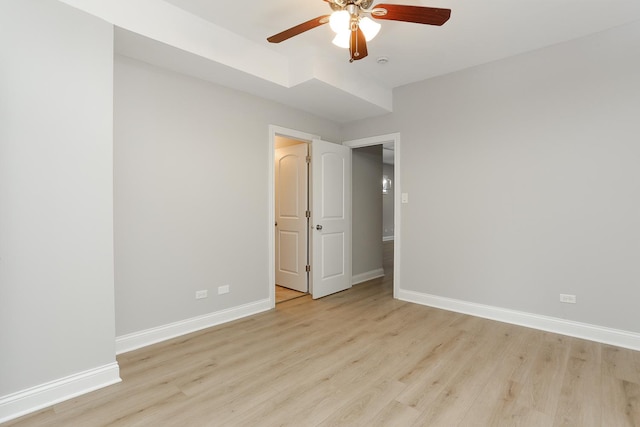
[371,4,451,26]
[267,15,330,43]
[349,27,368,62]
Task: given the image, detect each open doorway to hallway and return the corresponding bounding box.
[351,142,395,294]
[344,133,401,298]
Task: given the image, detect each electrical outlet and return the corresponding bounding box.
[218,285,230,295]
[559,294,576,304]
[195,290,208,299]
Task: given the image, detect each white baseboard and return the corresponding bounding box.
[382,236,394,242]
[397,289,640,351]
[352,268,385,285]
[116,298,272,354]
[0,362,120,424]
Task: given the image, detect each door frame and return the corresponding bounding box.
[275,141,310,293]
[269,125,319,308]
[268,126,402,306]
[343,133,401,299]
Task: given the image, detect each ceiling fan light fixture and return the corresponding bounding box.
[359,17,381,41]
[329,10,350,33]
[266,1,452,62]
[332,29,351,48]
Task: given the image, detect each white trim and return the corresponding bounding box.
[342,133,398,149]
[268,125,320,308]
[116,298,271,354]
[0,363,120,423]
[398,289,640,351]
[343,133,401,299]
[382,235,394,242]
[352,268,385,285]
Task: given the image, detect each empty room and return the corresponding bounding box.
[2,0,640,425]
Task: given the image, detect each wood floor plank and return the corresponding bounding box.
[553,339,602,426]
[603,344,640,384]
[601,374,640,427]
[409,321,519,426]
[394,328,477,410]
[1,409,57,427]
[516,338,570,417]
[275,285,306,303]
[209,340,382,425]
[368,400,421,427]
[317,379,406,427]
[459,379,523,426]
[57,382,187,427]
[459,329,541,425]
[392,310,466,384]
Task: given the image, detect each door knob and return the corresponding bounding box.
[316,224,323,230]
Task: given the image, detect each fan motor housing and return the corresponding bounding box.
[329,0,374,11]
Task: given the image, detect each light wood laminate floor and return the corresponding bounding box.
[275,285,307,304]
[5,242,640,426]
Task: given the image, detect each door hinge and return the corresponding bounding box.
[305,210,311,218]
[305,265,311,272]
[306,155,311,164]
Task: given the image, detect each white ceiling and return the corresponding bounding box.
[62,0,640,123]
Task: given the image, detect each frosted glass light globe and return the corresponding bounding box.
[332,30,350,48]
[359,17,381,41]
[329,10,350,33]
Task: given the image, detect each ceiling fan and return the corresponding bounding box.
[267,0,451,62]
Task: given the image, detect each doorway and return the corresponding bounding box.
[274,136,310,300]
[268,127,400,307]
[343,133,401,299]
[269,127,319,307]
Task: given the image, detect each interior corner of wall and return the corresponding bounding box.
[288,55,316,87]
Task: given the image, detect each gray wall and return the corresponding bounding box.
[342,20,640,333]
[0,0,117,395]
[114,56,341,336]
[352,146,383,278]
[383,163,395,240]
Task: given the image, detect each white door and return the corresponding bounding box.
[311,139,352,299]
[275,143,309,292]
